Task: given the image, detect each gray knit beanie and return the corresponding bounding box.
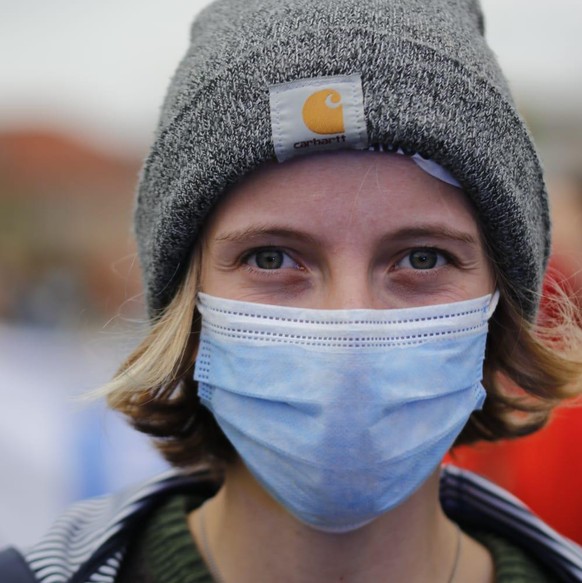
[135,0,549,318]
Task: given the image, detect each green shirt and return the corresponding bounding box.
[118,494,556,582]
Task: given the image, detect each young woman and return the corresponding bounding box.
[2,0,582,581]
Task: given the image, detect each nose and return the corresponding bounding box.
[320,272,382,310]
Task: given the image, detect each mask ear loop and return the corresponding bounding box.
[487,290,501,318]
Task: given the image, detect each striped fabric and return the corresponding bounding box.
[24,470,213,583]
[22,466,582,583]
[440,466,582,582]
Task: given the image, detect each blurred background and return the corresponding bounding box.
[1,0,581,548]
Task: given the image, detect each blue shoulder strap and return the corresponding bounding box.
[0,547,39,583]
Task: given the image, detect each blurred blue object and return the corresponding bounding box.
[0,323,168,549]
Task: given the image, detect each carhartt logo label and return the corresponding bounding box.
[269,74,368,162]
[302,89,345,135]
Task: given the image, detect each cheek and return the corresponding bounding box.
[479,249,496,293]
[199,265,238,297]
[198,257,211,293]
[198,245,221,294]
[198,256,250,300]
[470,256,496,297]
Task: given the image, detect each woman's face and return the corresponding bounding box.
[200,151,494,308]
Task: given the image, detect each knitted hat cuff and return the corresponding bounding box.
[136,3,549,318]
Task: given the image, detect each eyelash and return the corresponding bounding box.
[393,247,453,272]
[241,246,455,275]
[241,248,303,274]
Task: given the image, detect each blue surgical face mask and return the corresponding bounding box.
[194,291,499,533]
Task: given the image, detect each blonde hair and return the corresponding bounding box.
[104,246,236,466]
[102,254,582,468]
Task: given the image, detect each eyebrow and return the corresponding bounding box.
[213,223,479,247]
[214,226,321,246]
[382,225,479,246]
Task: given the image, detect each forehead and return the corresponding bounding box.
[204,151,482,244]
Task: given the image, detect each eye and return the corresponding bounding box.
[397,248,448,270]
[245,248,300,270]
